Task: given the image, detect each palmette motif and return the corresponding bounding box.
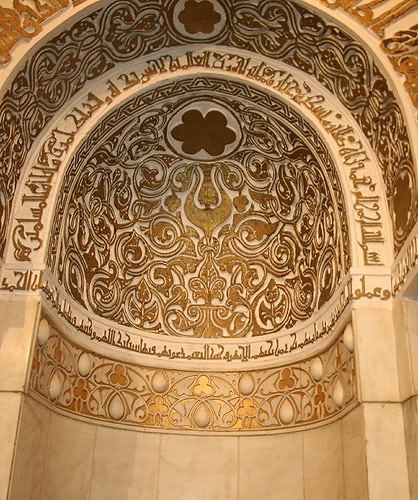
[48,79,348,338]
[30,327,357,431]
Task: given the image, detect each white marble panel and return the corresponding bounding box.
[158,434,238,500]
[239,432,303,500]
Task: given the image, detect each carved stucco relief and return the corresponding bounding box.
[47,77,348,339]
[0,0,415,267]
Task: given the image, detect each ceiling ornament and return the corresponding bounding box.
[30,319,357,432]
[48,78,348,338]
[0,0,414,266]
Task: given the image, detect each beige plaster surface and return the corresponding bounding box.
[9,396,51,500]
[0,393,21,500]
[0,297,38,392]
[403,299,418,393]
[8,398,383,500]
[158,434,238,500]
[90,425,160,500]
[393,297,415,400]
[239,432,303,500]
[303,419,344,500]
[363,402,411,500]
[342,405,368,500]
[353,305,401,402]
[402,396,418,500]
[42,411,96,500]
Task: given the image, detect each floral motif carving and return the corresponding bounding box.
[29,326,357,431]
[48,78,349,338]
[0,0,415,265]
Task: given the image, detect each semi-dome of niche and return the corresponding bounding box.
[48,76,350,339]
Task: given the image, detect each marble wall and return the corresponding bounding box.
[9,396,368,500]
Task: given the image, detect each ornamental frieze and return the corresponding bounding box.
[38,273,351,367]
[0,0,415,267]
[29,318,357,432]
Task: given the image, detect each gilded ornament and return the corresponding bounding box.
[30,329,357,432]
[237,398,258,428]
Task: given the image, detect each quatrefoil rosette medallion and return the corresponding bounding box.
[171,0,228,41]
[166,100,242,160]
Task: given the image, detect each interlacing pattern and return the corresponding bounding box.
[48,78,348,338]
[0,0,415,262]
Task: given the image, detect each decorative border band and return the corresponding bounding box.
[29,319,357,433]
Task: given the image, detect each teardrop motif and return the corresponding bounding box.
[49,371,62,401]
[193,403,210,428]
[333,379,344,407]
[279,398,294,425]
[78,353,91,377]
[310,357,323,381]
[238,373,255,396]
[343,323,354,352]
[37,318,50,346]
[108,393,125,420]
[151,371,169,393]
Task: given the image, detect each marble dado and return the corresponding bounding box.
[29,319,357,433]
